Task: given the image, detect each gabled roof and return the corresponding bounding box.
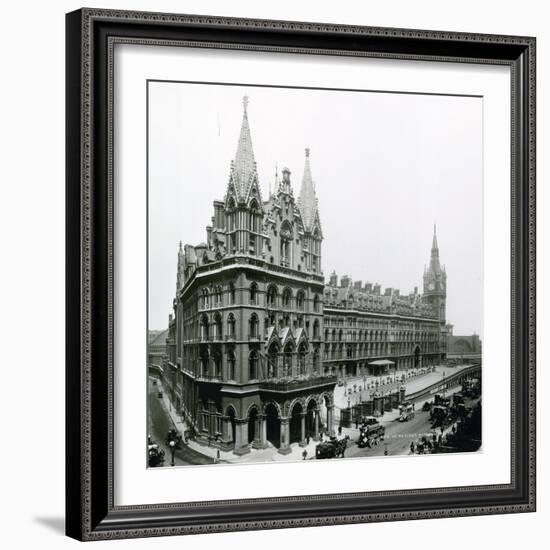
[279,327,296,348]
[294,327,309,348]
[265,326,281,349]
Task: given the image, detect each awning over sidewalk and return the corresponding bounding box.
[368,360,395,366]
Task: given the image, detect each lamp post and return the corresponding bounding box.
[169,439,176,467]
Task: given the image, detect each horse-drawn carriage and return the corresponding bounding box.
[398,402,415,422]
[357,416,385,448]
[165,428,183,449]
[430,405,449,429]
[315,436,349,459]
[147,443,165,467]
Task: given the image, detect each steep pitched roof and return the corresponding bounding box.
[148,329,168,347]
[297,148,320,232]
[230,96,258,201]
[429,224,442,275]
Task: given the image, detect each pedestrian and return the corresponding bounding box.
[302,449,308,460]
[410,441,415,454]
[338,426,342,436]
[438,434,443,446]
[452,424,456,435]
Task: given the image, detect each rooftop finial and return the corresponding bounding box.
[305,147,310,158]
[243,95,249,114]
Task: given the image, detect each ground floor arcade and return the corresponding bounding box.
[190,384,337,456]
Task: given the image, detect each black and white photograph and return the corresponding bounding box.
[147,82,483,468]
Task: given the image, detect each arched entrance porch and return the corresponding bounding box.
[289,401,304,445]
[264,402,281,448]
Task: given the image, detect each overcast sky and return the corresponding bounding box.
[148,82,483,338]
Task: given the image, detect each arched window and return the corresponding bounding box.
[283,343,294,377]
[296,290,305,310]
[280,221,293,267]
[313,294,320,312]
[213,349,222,378]
[227,351,236,381]
[200,314,209,341]
[228,282,236,305]
[298,343,307,375]
[227,314,236,339]
[249,350,259,380]
[266,285,277,308]
[249,282,258,305]
[249,313,259,339]
[227,198,237,253]
[267,343,279,378]
[313,319,320,339]
[214,313,222,340]
[201,288,209,309]
[249,201,259,253]
[200,349,209,377]
[282,288,292,308]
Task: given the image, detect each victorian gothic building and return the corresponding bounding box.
[162,97,447,455]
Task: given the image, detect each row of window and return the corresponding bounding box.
[197,312,321,341]
[199,283,321,311]
[322,342,440,360]
[196,346,321,381]
[322,329,438,343]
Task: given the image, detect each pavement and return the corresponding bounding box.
[147,379,217,466]
[333,364,472,420]
[148,364,474,466]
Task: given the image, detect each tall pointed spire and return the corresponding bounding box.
[432,224,439,251]
[298,148,319,231]
[429,224,441,273]
[232,95,257,200]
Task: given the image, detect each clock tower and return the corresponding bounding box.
[423,225,447,322]
[423,225,447,364]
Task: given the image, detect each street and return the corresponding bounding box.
[147,379,216,467]
[344,406,434,458]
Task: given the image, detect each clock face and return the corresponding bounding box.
[428,282,435,291]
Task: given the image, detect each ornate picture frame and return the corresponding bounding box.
[66,8,536,541]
